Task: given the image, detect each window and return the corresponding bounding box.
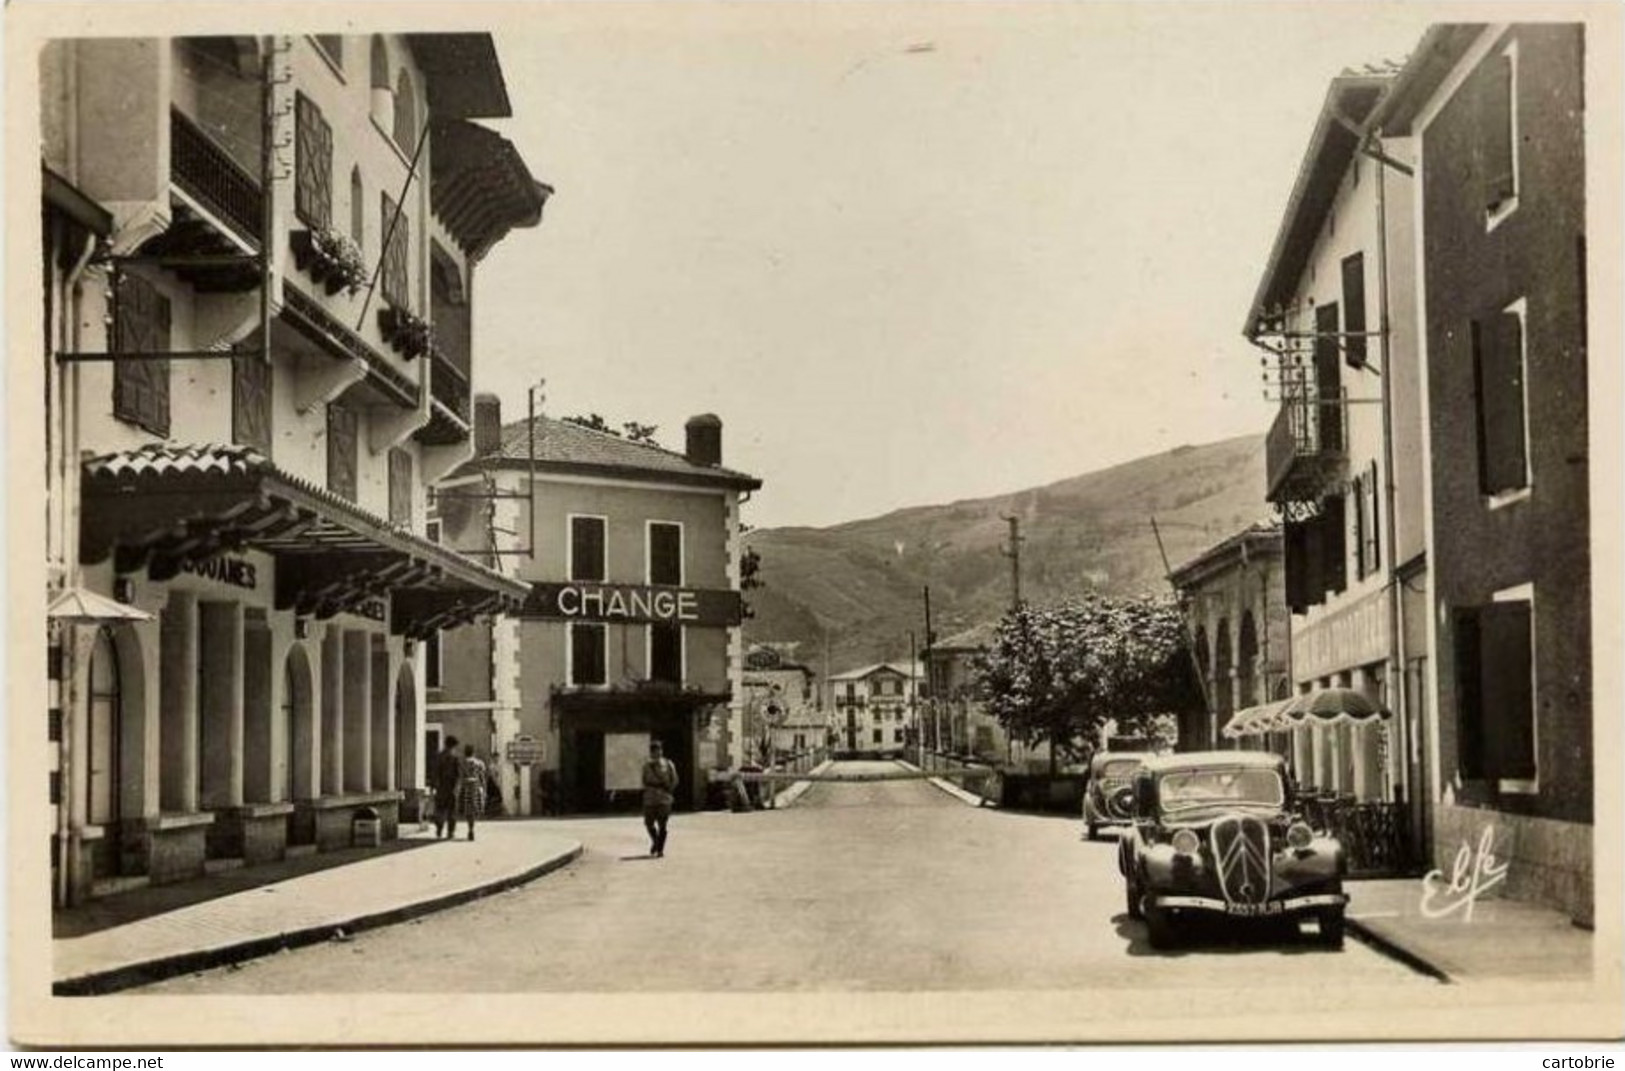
[569,516,607,582]
[369,36,389,90]
[350,167,364,248]
[294,93,332,230]
[1314,303,1343,451]
[112,271,171,436]
[232,355,272,454]
[1480,44,1517,217]
[313,35,343,69]
[380,193,410,310]
[650,624,683,684]
[569,623,607,686]
[326,402,358,501]
[393,69,418,152]
[872,728,883,744]
[648,522,683,586]
[388,448,413,526]
[1341,253,1367,367]
[1473,304,1529,498]
[894,728,905,743]
[1453,598,1535,786]
[1321,493,1347,596]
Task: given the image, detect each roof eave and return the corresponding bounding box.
[1370,24,1489,137]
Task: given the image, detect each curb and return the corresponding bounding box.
[54,843,583,996]
[896,759,994,808]
[1344,916,1454,984]
[769,759,835,808]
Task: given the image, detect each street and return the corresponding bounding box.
[143,761,1434,994]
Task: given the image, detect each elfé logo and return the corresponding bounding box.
[1420,825,1508,922]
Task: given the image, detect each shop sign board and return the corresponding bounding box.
[1293,587,1389,681]
[505,735,544,764]
[521,582,743,627]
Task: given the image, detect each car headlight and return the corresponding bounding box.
[1286,822,1313,850]
[1171,829,1200,856]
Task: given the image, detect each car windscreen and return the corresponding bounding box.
[1098,760,1141,779]
[1158,767,1284,811]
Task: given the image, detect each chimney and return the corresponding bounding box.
[685,413,722,466]
[473,393,503,456]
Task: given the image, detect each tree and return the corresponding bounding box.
[971,594,1203,773]
[623,421,659,444]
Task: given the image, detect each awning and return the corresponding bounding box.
[48,586,154,623]
[1221,697,1296,739]
[80,442,529,638]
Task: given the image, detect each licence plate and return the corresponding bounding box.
[1226,902,1283,917]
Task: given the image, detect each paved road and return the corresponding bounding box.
[145,761,1435,993]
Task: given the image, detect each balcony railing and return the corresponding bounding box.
[430,352,471,425]
[1265,386,1346,503]
[171,109,262,245]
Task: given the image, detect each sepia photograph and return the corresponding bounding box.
[7,0,1622,1049]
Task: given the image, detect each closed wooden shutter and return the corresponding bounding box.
[295,93,332,230]
[388,448,413,525]
[381,194,410,310]
[232,354,272,454]
[1351,473,1366,581]
[1366,460,1381,574]
[1284,518,1310,613]
[649,523,682,585]
[112,272,171,436]
[1314,303,1342,452]
[326,402,358,501]
[1341,253,1367,367]
[1479,601,1535,780]
[1480,52,1516,210]
[1473,312,1528,495]
[1452,608,1485,780]
[1302,512,1326,608]
[570,517,606,582]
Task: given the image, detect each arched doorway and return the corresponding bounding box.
[1237,611,1259,710]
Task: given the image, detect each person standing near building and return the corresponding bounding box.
[459,743,489,842]
[432,736,464,840]
[641,740,679,857]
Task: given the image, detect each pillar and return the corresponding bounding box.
[243,613,273,803]
[321,626,344,796]
[159,590,199,812]
[198,599,244,810]
[370,636,393,791]
[343,629,371,792]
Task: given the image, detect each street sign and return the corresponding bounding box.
[505,734,544,764]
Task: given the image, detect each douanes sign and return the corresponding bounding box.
[523,583,743,627]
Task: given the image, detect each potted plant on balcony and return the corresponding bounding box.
[290,227,369,296]
[377,305,436,360]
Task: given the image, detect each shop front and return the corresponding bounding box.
[63,442,527,903]
[551,690,729,814]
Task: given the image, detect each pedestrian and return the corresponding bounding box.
[432,735,464,840]
[460,743,489,842]
[641,740,679,858]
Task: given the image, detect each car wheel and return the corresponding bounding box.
[1318,908,1345,949]
[1144,901,1178,950]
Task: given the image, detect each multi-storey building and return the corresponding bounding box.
[438,405,761,815]
[742,645,826,763]
[923,625,1006,760]
[1242,67,1424,873]
[40,34,545,904]
[1375,23,1592,923]
[829,663,921,758]
[1168,525,1290,752]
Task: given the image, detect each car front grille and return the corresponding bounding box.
[1210,814,1272,905]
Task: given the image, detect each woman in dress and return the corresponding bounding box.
[459,743,489,842]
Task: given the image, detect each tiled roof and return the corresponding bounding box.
[828,661,922,682]
[468,415,762,490]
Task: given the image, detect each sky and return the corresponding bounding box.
[470,3,1439,529]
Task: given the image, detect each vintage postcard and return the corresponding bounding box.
[7,0,1622,1049]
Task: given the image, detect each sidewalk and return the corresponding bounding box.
[53,820,582,995]
[1345,877,1595,984]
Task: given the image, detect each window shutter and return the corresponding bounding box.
[231,354,272,454]
[295,93,332,230]
[1480,53,1516,210]
[649,524,682,586]
[572,623,606,685]
[1479,601,1535,780]
[1284,517,1310,613]
[326,402,358,501]
[1314,303,1343,452]
[1303,513,1326,608]
[1453,608,1486,780]
[1351,474,1366,581]
[1341,253,1367,367]
[571,518,605,582]
[1367,460,1381,573]
[112,272,172,436]
[1322,493,1348,596]
[381,194,410,310]
[388,448,413,526]
[1473,313,1528,495]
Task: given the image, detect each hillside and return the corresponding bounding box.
[742,433,1270,671]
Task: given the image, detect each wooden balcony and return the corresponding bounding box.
[415,353,472,446]
[170,109,262,246]
[1265,388,1347,504]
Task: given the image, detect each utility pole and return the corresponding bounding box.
[922,585,936,752]
[1151,516,1214,748]
[1000,515,1024,610]
[908,629,921,766]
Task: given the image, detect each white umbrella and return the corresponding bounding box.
[47,586,153,623]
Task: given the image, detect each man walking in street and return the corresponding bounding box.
[641,739,679,858]
[432,735,464,840]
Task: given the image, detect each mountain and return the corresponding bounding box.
[742,433,1270,672]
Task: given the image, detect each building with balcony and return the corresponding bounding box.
[437,406,762,815]
[39,34,545,905]
[742,644,827,764]
[829,663,921,758]
[1168,525,1290,753]
[1374,23,1592,924]
[1241,66,1424,876]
